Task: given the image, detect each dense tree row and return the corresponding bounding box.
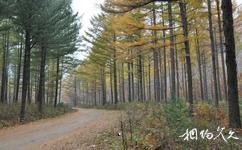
[0,0,80,120]
[64,0,242,128]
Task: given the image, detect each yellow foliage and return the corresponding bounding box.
[193,102,229,128]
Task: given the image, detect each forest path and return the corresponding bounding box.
[0,108,121,150]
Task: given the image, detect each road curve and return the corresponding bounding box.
[0,108,115,150]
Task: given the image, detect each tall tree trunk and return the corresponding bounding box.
[101,68,106,105]
[138,54,143,101]
[74,76,77,106]
[152,2,160,102]
[94,80,97,106]
[221,0,241,128]
[58,58,63,103]
[14,41,23,103]
[179,1,193,115]
[148,57,151,101]
[214,28,222,101]
[54,57,60,107]
[127,62,132,102]
[142,58,146,101]
[20,29,31,121]
[5,32,9,103]
[113,33,118,104]
[159,48,164,100]
[118,64,122,101]
[37,45,47,112]
[216,0,228,101]
[110,65,114,104]
[162,4,167,102]
[195,29,204,100]
[175,38,180,98]
[202,53,209,100]
[131,61,135,101]
[207,0,219,106]
[121,63,125,102]
[1,32,9,103]
[168,2,176,100]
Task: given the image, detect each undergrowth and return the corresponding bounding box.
[0,103,75,128]
[94,101,242,150]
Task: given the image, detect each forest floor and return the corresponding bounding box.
[0,108,121,150]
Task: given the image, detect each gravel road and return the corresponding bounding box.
[0,108,120,150]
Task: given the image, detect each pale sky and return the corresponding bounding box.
[72,0,105,35]
[71,0,104,59]
[71,0,242,60]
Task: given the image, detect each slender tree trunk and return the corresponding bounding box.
[214,27,222,101]
[131,61,135,101]
[121,63,125,102]
[14,41,23,103]
[179,1,193,115]
[202,53,209,100]
[195,29,204,100]
[118,64,122,101]
[74,76,77,106]
[207,0,219,106]
[54,57,60,107]
[94,80,97,106]
[148,57,151,101]
[216,0,228,101]
[168,2,176,100]
[101,68,106,105]
[5,32,9,103]
[162,5,167,102]
[20,29,31,121]
[110,65,114,104]
[142,58,146,101]
[86,82,88,105]
[1,33,9,103]
[27,75,32,104]
[221,0,241,128]
[181,61,185,98]
[138,54,143,101]
[37,45,47,112]
[58,58,63,103]
[113,33,118,104]
[175,38,180,98]
[152,2,160,102]
[127,62,132,102]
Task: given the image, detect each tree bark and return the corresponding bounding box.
[113,33,118,104]
[37,45,47,112]
[207,0,219,106]
[221,0,241,128]
[216,0,227,101]
[161,4,167,102]
[127,62,132,102]
[179,1,193,115]
[101,68,106,105]
[121,63,125,102]
[168,2,176,100]
[152,2,160,102]
[14,41,23,103]
[1,32,9,103]
[20,29,31,121]
[58,58,63,103]
[54,57,60,107]
[214,27,222,101]
[195,29,204,100]
[110,65,114,104]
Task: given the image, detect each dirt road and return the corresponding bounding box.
[0,108,121,150]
